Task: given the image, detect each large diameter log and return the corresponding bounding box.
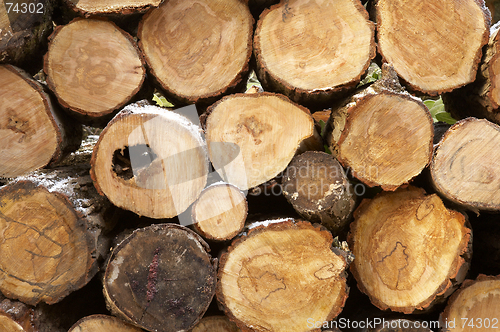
[68,315,143,332]
[103,223,217,332]
[138,0,253,104]
[254,0,375,106]
[44,18,146,126]
[325,65,434,190]
[91,102,208,219]
[431,118,500,212]
[217,220,350,332]
[375,0,490,94]
[348,186,471,313]
[205,92,316,190]
[439,274,500,331]
[63,0,163,16]
[282,151,356,234]
[0,64,82,178]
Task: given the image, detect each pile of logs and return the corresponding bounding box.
[2,0,500,331]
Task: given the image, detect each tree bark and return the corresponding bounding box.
[191,182,248,241]
[90,102,208,219]
[217,219,350,332]
[348,186,471,314]
[103,223,217,332]
[63,0,162,17]
[68,314,144,332]
[254,0,375,107]
[205,92,317,191]
[137,0,253,105]
[44,18,146,127]
[190,316,241,332]
[374,0,490,94]
[431,117,500,212]
[282,151,356,234]
[325,64,434,190]
[0,64,82,177]
[440,274,500,332]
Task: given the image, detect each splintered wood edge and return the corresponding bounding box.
[348,187,471,313]
[137,0,253,104]
[44,18,146,117]
[64,0,163,17]
[216,220,349,332]
[254,0,376,99]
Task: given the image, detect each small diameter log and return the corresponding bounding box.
[0,0,54,71]
[91,102,208,219]
[431,118,500,212]
[68,315,143,332]
[191,316,241,332]
[0,299,36,332]
[325,64,434,190]
[63,0,162,16]
[44,18,145,126]
[138,0,253,104]
[191,182,248,241]
[0,167,112,305]
[440,274,500,331]
[348,186,471,313]
[282,151,356,234]
[205,92,316,190]
[103,223,217,332]
[0,64,82,178]
[375,0,490,94]
[254,0,375,106]
[217,220,350,332]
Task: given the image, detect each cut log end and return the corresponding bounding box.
[64,0,163,16]
[217,220,349,332]
[191,316,241,332]
[349,186,471,313]
[376,0,490,94]
[192,183,248,241]
[103,224,217,332]
[431,118,500,211]
[68,314,144,332]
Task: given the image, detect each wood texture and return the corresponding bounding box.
[44,18,145,126]
[63,0,162,16]
[205,92,315,190]
[68,315,143,332]
[138,0,253,104]
[254,0,375,106]
[217,220,350,332]
[348,186,471,313]
[103,223,217,332]
[91,102,208,218]
[191,316,241,332]
[375,0,490,94]
[431,118,500,211]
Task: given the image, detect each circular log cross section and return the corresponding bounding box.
[91,103,208,219]
[217,220,349,332]
[103,224,217,332]
[0,181,94,306]
[0,65,60,177]
[191,316,241,332]
[254,0,375,104]
[68,315,144,332]
[337,92,433,190]
[205,93,314,190]
[64,0,162,16]
[44,18,145,120]
[0,313,25,332]
[138,0,253,104]
[375,0,490,94]
[348,186,471,313]
[431,118,500,211]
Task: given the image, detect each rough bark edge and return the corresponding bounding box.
[0,180,97,305]
[43,17,146,121]
[430,117,500,212]
[191,182,249,241]
[102,223,217,330]
[63,0,164,17]
[347,188,472,314]
[374,0,491,95]
[3,64,82,167]
[216,219,350,332]
[137,0,254,106]
[67,314,143,331]
[334,90,433,191]
[253,0,376,107]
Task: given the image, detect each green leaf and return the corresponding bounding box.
[319,119,327,136]
[435,112,457,125]
[153,93,174,108]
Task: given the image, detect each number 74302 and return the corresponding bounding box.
[5,2,44,14]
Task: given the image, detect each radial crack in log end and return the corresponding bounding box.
[348,186,471,313]
[217,220,349,332]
